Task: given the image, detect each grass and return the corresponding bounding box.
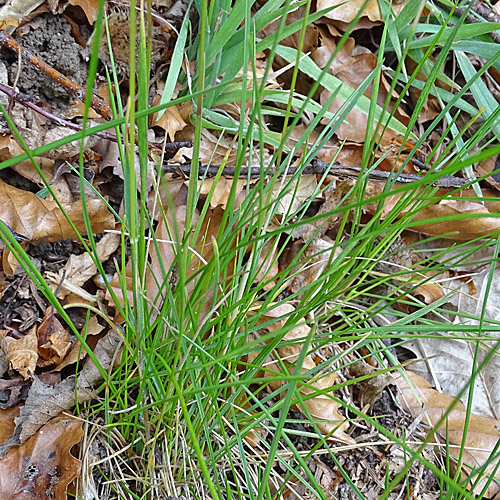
[3,0,500,498]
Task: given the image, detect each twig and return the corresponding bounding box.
[0,30,113,120]
[436,0,500,44]
[163,159,469,189]
[0,83,192,152]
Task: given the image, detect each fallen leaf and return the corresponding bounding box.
[0,414,83,500]
[349,361,393,409]
[48,232,120,299]
[394,370,500,497]
[316,0,408,25]
[0,178,114,243]
[0,405,19,443]
[197,177,247,209]
[412,199,500,240]
[0,326,38,380]
[0,373,61,410]
[36,308,72,368]
[53,315,104,372]
[252,303,354,444]
[0,329,122,457]
[272,175,319,215]
[152,102,192,141]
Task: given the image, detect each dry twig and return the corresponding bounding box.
[163,159,470,189]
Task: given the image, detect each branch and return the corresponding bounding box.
[163,159,469,189]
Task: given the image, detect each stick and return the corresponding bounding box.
[436,0,500,44]
[163,159,469,189]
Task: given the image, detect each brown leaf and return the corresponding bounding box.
[316,0,408,24]
[0,326,38,380]
[0,178,114,243]
[313,37,409,146]
[394,370,500,497]
[53,315,104,372]
[349,361,393,409]
[412,199,500,240]
[36,308,72,368]
[0,414,83,500]
[0,405,19,444]
[0,329,122,457]
[252,303,354,444]
[197,177,247,209]
[152,102,193,141]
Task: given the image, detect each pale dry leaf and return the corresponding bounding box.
[273,175,319,215]
[252,302,354,444]
[0,325,38,380]
[281,237,342,295]
[0,373,60,410]
[403,264,500,420]
[0,414,83,500]
[49,232,120,299]
[197,177,247,209]
[253,239,279,290]
[316,0,408,24]
[0,0,44,23]
[394,370,500,497]
[105,259,134,312]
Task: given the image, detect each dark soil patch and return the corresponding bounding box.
[5,13,88,115]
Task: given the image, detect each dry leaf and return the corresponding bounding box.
[412,199,500,240]
[0,0,44,24]
[36,308,72,368]
[316,0,408,24]
[313,36,409,146]
[0,178,114,243]
[281,237,342,294]
[69,0,98,23]
[152,102,193,141]
[54,315,104,372]
[0,414,83,500]
[349,361,393,409]
[48,232,120,299]
[0,326,38,380]
[0,329,122,457]
[272,175,319,214]
[394,370,500,497]
[197,177,247,209]
[252,303,354,444]
[0,405,19,443]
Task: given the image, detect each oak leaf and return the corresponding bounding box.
[0,414,83,500]
[0,179,114,243]
[394,370,500,497]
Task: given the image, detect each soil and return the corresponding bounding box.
[6,14,89,116]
